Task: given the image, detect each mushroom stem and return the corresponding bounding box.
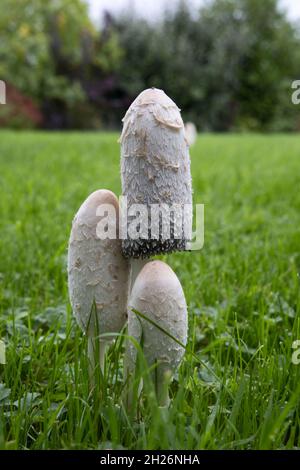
[129,259,148,293]
[87,337,107,385]
[123,258,148,411]
[155,369,172,408]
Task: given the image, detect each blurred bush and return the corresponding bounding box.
[0,84,43,129]
[114,0,300,131]
[0,0,123,129]
[0,0,299,131]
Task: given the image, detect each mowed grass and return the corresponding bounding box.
[0,130,300,450]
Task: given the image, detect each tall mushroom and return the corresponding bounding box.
[68,189,129,377]
[120,87,193,268]
[120,88,192,405]
[127,260,188,407]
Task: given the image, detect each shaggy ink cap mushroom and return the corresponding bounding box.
[120,88,193,259]
[68,189,129,370]
[127,260,188,406]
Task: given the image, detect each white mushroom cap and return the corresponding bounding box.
[68,189,129,337]
[127,260,188,405]
[120,88,192,258]
[184,122,197,147]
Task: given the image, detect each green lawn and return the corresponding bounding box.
[0,131,300,449]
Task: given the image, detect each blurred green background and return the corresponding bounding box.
[0,0,299,132]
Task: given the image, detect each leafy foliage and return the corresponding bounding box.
[0,0,122,128]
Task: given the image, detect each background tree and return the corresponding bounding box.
[0,0,299,130]
[236,0,300,130]
[0,0,123,128]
